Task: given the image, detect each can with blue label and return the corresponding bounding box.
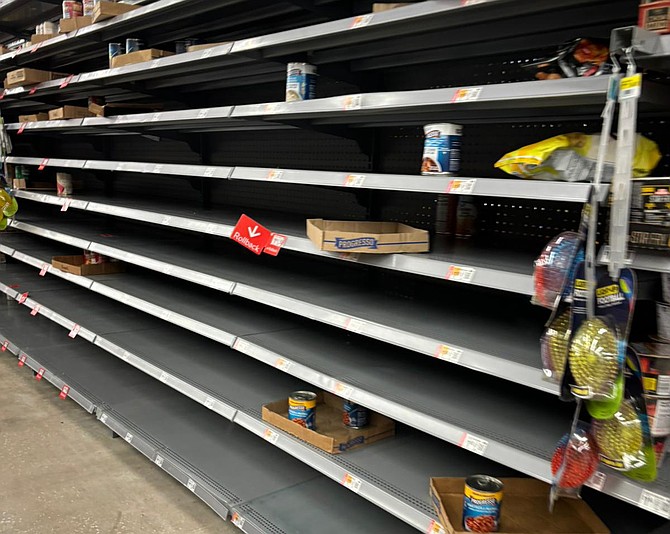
[288,390,317,430]
[463,475,503,532]
[343,400,369,429]
[421,123,462,175]
[125,38,144,54]
[286,62,317,102]
[108,43,123,68]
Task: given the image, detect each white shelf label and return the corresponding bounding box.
[231,513,246,529]
[350,14,373,28]
[446,265,475,283]
[435,345,463,364]
[452,87,482,103]
[204,396,215,409]
[160,215,172,225]
[151,113,162,122]
[203,167,215,177]
[274,357,293,372]
[658,376,670,396]
[100,414,108,424]
[461,433,488,456]
[152,164,164,174]
[60,199,72,212]
[235,37,260,51]
[267,169,283,181]
[334,382,354,399]
[428,520,446,534]
[154,454,164,467]
[263,428,279,444]
[159,371,169,383]
[585,472,606,491]
[201,48,214,59]
[341,473,362,493]
[68,324,81,338]
[39,263,50,276]
[30,305,41,317]
[343,94,362,111]
[124,432,133,443]
[639,490,670,518]
[344,174,366,187]
[121,351,130,362]
[197,109,209,119]
[150,59,160,69]
[187,479,197,492]
[448,178,476,194]
[346,318,366,334]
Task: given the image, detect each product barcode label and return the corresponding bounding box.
[448,178,476,194]
[344,174,366,187]
[343,94,362,111]
[204,396,215,409]
[446,265,475,283]
[461,433,488,456]
[342,473,362,493]
[124,432,133,443]
[350,14,373,28]
[346,318,366,333]
[187,479,197,492]
[231,513,245,529]
[274,357,293,372]
[435,345,463,364]
[68,324,80,338]
[334,382,354,399]
[428,520,446,534]
[267,169,283,181]
[154,454,164,467]
[585,472,606,491]
[619,74,642,101]
[452,87,482,103]
[263,428,279,444]
[658,376,670,396]
[639,490,670,518]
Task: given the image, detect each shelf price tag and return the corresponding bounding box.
[204,396,215,409]
[159,371,169,383]
[197,109,209,119]
[266,169,283,181]
[59,74,74,89]
[187,479,197,492]
[100,413,108,424]
[334,382,354,399]
[201,48,214,59]
[68,324,81,338]
[17,123,26,135]
[154,454,164,467]
[343,94,362,111]
[40,263,50,276]
[59,385,70,399]
[231,512,245,529]
[151,113,162,122]
[462,0,488,5]
[619,74,642,101]
[451,87,482,103]
[18,292,29,304]
[61,199,72,212]
[124,432,133,443]
[344,174,366,187]
[152,164,164,174]
[263,427,279,444]
[203,167,216,177]
[585,472,606,491]
[30,305,41,316]
[274,357,293,372]
[121,351,130,362]
[35,368,45,381]
[447,178,476,194]
[263,233,287,256]
[428,520,446,534]
[29,86,38,95]
[435,344,463,364]
[18,354,26,367]
[346,318,366,334]
[460,433,488,456]
[1,340,8,352]
[0,90,5,100]
[446,265,475,283]
[30,41,43,54]
[639,490,670,518]
[350,14,373,28]
[341,473,362,493]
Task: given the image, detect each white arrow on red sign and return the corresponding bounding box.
[231,214,271,255]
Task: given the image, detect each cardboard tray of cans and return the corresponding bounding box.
[111,49,174,69]
[430,478,609,534]
[51,256,124,276]
[262,391,395,454]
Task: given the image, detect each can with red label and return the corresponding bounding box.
[343,400,369,428]
[288,391,317,430]
[463,475,503,532]
[62,1,83,19]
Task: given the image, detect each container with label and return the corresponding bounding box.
[125,38,144,54]
[456,196,477,239]
[343,400,369,428]
[288,390,317,430]
[463,475,503,532]
[56,173,73,196]
[421,123,462,175]
[645,395,670,437]
[435,194,457,235]
[62,1,83,19]
[82,0,95,16]
[108,43,123,68]
[286,62,317,102]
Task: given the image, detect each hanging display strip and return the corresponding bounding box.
[1,255,669,523]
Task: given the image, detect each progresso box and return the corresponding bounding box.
[306,219,429,254]
[629,178,670,251]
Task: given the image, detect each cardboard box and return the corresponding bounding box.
[59,16,93,33]
[430,478,610,534]
[92,1,139,23]
[640,1,670,33]
[5,68,66,89]
[30,34,57,44]
[48,106,94,120]
[51,256,124,276]
[372,3,411,12]
[262,391,395,454]
[12,179,26,190]
[186,42,231,53]
[19,113,49,122]
[88,102,162,117]
[111,49,174,69]
[306,218,429,254]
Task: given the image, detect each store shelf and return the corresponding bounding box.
[4,155,601,200]
[12,192,536,294]
[599,245,670,274]
[0,307,420,534]
[0,0,61,42]
[1,258,668,528]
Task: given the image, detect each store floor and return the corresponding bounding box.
[0,353,237,534]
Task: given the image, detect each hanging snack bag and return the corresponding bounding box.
[523,38,611,81]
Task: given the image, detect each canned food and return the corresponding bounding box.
[84,251,104,265]
[82,0,95,16]
[125,38,144,54]
[463,475,503,533]
[62,1,83,19]
[175,41,188,54]
[456,195,477,239]
[343,400,369,428]
[286,62,317,102]
[108,43,123,68]
[56,173,73,197]
[422,123,462,175]
[288,391,317,430]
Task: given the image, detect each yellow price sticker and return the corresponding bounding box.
[619,74,642,100]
